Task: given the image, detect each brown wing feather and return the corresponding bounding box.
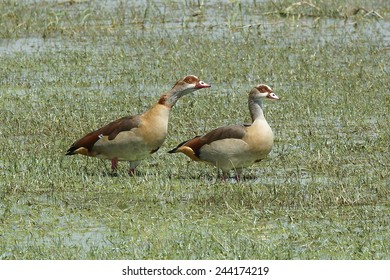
[66,115,141,155]
[168,124,247,157]
[201,124,247,143]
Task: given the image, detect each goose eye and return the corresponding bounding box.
[267,92,279,99]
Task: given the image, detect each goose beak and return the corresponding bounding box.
[196,80,211,89]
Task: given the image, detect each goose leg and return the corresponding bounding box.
[235,168,243,181]
[220,170,228,182]
[111,158,119,176]
[111,158,119,172]
[128,161,141,176]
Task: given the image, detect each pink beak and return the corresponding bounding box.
[196,80,211,89]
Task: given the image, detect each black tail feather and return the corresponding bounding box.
[65,146,77,155]
[168,139,188,153]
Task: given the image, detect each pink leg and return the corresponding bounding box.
[128,161,141,176]
[111,158,118,172]
[128,168,135,176]
[220,171,227,182]
[235,169,242,181]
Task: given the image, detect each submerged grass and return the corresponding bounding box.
[0,0,389,259]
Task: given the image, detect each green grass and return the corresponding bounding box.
[0,0,389,259]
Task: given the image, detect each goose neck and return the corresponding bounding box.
[248,98,265,122]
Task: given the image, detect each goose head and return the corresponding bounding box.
[171,75,211,95]
[160,75,211,107]
[250,84,279,101]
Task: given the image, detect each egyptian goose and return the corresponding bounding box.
[66,75,211,175]
[168,84,279,180]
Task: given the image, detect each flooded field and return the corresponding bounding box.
[0,0,389,259]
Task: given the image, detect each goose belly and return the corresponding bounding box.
[92,130,164,161]
[199,136,273,171]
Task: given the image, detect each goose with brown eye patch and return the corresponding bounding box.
[169,84,279,181]
[66,75,211,176]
